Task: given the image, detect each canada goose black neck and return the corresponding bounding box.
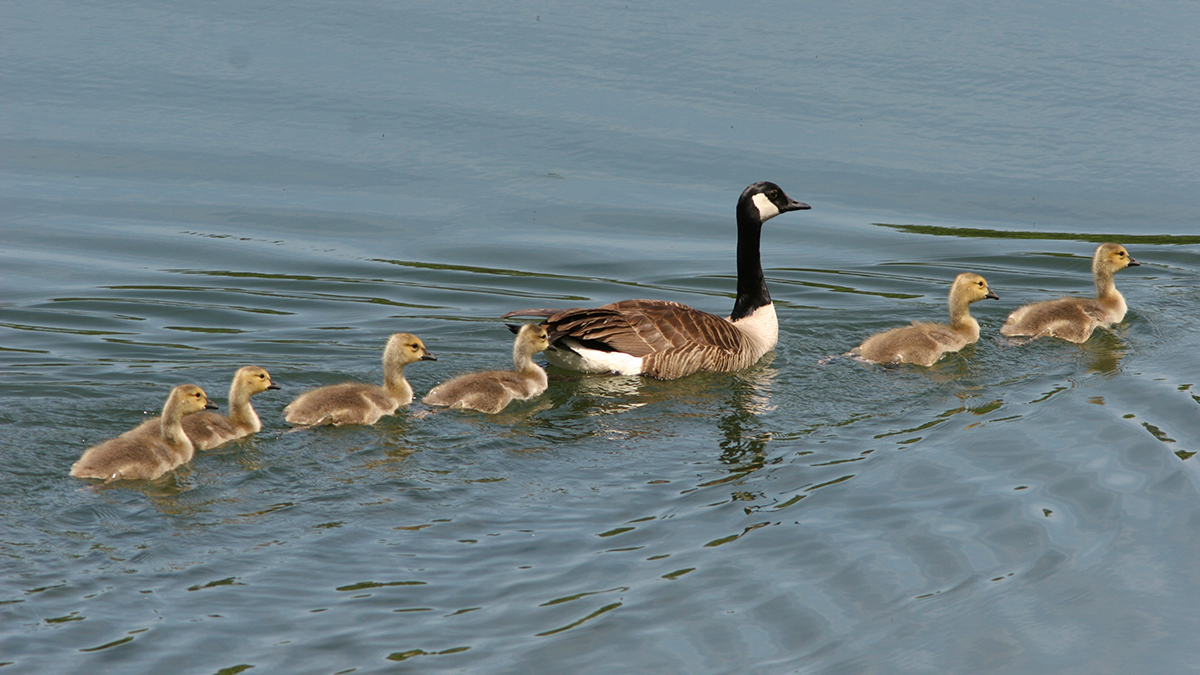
[730,181,810,322]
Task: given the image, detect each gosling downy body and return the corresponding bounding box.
[503,182,809,380]
[850,273,999,367]
[181,366,280,449]
[422,323,551,414]
[70,384,217,482]
[284,333,435,426]
[1000,243,1140,343]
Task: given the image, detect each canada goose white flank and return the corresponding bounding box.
[503,181,809,379]
[284,333,435,426]
[1000,243,1140,343]
[850,272,999,367]
[181,366,280,449]
[422,323,551,414]
[70,384,217,482]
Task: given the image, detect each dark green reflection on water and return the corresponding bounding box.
[877,223,1200,245]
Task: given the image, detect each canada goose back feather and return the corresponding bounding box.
[422,324,550,414]
[182,366,280,449]
[1000,243,1140,343]
[284,333,435,426]
[850,273,999,367]
[503,182,808,379]
[70,384,217,482]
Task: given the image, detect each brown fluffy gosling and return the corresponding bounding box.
[422,324,551,414]
[70,384,217,482]
[179,366,280,449]
[849,272,999,367]
[1000,242,1140,343]
[284,333,435,426]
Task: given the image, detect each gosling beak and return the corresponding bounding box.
[267,383,281,390]
[986,291,1000,300]
[205,402,219,410]
[1126,256,1141,267]
[421,351,437,362]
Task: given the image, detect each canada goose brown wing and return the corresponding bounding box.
[508,300,745,357]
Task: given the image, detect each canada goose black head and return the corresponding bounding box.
[741,181,811,224]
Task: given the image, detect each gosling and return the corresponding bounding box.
[422,323,551,414]
[1000,242,1140,343]
[180,366,280,449]
[284,333,435,426]
[70,384,217,482]
[849,272,999,367]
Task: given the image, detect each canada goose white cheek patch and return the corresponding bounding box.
[751,193,781,222]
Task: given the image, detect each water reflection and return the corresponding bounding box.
[716,364,779,474]
[876,223,1200,246]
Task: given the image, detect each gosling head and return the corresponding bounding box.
[235,365,281,394]
[1094,243,1139,274]
[174,384,218,414]
[384,333,437,367]
[741,181,811,224]
[953,272,1000,304]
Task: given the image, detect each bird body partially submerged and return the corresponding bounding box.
[1001,243,1140,343]
[504,182,808,379]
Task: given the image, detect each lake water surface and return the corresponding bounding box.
[3,2,1200,673]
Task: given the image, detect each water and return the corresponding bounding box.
[3,1,1200,673]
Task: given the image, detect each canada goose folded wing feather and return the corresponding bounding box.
[641,342,754,380]
[506,300,745,356]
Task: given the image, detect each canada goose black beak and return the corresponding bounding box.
[205,402,219,410]
[1127,257,1141,267]
[421,352,437,362]
[986,291,1000,300]
[783,198,811,212]
[267,383,282,390]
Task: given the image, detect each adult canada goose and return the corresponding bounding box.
[70,384,217,482]
[1000,243,1140,343]
[284,333,435,426]
[179,366,280,449]
[422,323,551,414]
[503,181,809,379]
[849,272,999,367]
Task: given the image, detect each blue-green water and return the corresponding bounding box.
[3,2,1199,673]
